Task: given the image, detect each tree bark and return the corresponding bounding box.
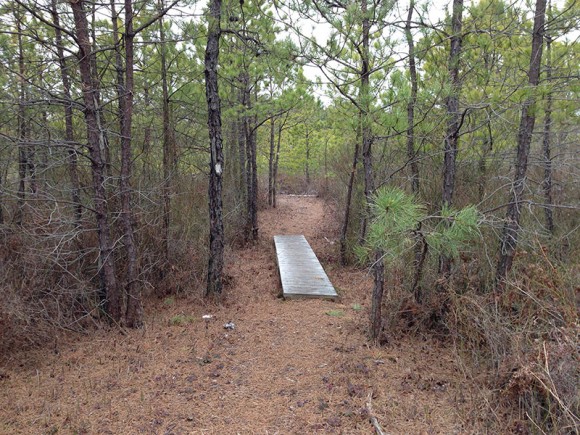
[360,1,372,244]
[70,0,122,322]
[477,117,493,202]
[268,116,276,206]
[244,87,259,242]
[249,110,259,240]
[405,0,419,195]
[205,0,225,296]
[542,31,554,236]
[51,0,83,227]
[122,0,142,327]
[370,250,385,341]
[358,0,385,341]
[406,0,426,300]
[496,0,547,290]
[305,128,311,186]
[159,2,175,261]
[339,138,360,265]
[272,115,286,208]
[237,83,247,202]
[15,9,27,226]
[439,0,464,279]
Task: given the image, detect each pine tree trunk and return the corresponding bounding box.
[15,10,27,226]
[51,0,82,227]
[122,0,142,327]
[268,116,275,206]
[477,118,493,202]
[406,0,426,299]
[405,0,419,195]
[360,0,372,244]
[249,115,259,240]
[370,251,385,341]
[340,139,360,265]
[496,0,547,290]
[305,129,310,187]
[159,3,174,261]
[244,89,259,242]
[439,0,464,280]
[272,118,284,208]
[237,83,247,202]
[70,0,122,323]
[205,0,225,296]
[358,0,385,341]
[542,33,554,236]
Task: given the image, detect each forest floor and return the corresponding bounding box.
[0,195,492,434]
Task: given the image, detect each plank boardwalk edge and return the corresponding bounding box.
[274,235,338,300]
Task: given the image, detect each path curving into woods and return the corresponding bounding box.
[0,195,484,434]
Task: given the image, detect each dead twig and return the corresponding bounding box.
[367,391,388,435]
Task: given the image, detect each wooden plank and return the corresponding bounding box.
[274,235,338,299]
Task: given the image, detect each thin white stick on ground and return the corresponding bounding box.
[367,391,388,435]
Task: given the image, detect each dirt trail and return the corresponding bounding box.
[0,196,481,434]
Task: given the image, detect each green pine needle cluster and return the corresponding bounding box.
[359,187,480,265]
[427,205,480,258]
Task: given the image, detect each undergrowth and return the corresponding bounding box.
[0,176,244,355]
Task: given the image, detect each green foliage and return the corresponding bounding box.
[360,188,480,266]
[358,187,425,264]
[427,206,480,259]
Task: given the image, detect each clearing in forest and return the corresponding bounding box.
[0,195,488,434]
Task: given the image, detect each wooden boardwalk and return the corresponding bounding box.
[274,235,338,299]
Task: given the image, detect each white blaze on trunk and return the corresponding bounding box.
[215,162,222,175]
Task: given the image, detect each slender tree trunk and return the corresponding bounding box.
[249,109,259,240]
[411,223,428,303]
[358,0,385,341]
[542,32,554,236]
[15,10,27,226]
[305,129,311,187]
[439,0,464,279]
[122,0,141,327]
[237,82,247,201]
[268,116,275,206]
[405,0,419,195]
[244,87,259,242]
[90,3,111,180]
[496,0,547,290]
[360,1,372,244]
[205,0,225,296]
[339,139,360,265]
[324,138,329,193]
[142,86,152,174]
[70,0,122,322]
[370,250,385,340]
[159,4,174,261]
[237,115,246,197]
[51,0,82,226]
[406,0,426,299]
[111,0,125,142]
[27,141,37,196]
[477,117,493,202]
[272,116,285,208]
[241,77,256,241]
